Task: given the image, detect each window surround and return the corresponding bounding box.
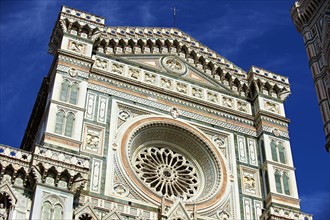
[274,169,291,196]
[54,109,76,138]
[40,195,64,220]
[59,78,80,105]
[270,140,286,164]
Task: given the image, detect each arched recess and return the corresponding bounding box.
[74,203,98,220]
[0,183,17,220]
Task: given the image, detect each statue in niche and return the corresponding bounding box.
[165,57,183,71]
[114,184,127,196]
[68,68,77,77]
[213,136,226,148]
[0,203,7,220]
[118,109,131,121]
[218,211,230,220]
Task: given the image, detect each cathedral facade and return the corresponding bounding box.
[0,6,312,220]
[291,0,330,152]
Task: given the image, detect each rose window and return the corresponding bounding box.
[134,147,198,199]
[119,118,228,207]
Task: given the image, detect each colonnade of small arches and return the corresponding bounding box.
[31,163,84,191]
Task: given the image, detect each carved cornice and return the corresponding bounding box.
[260,204,312,220]
[0,145,31,172]
[30,145,89,193]
[50,6,291,101]
[291,0,327,32]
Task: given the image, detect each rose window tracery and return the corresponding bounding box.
[118,117,228,208]
[134,147,198,199]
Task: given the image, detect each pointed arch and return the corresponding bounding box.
[283,172,290,195]
[64,112,75,137]
[55,110,65,134]
[271,140,278,162]
[69,83,79,105]
[274,170,282,193]
[60,80,70,102]
[278,142,286,164]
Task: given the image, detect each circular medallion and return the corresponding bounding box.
[161,56,187,75]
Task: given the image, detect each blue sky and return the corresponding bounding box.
[0,0,329,219]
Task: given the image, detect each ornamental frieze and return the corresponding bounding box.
[90,56,252,115]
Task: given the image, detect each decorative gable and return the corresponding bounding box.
[103,210,123,220]
[74,203,99,220]
[166,201,191,220]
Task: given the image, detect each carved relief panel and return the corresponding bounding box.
[82,124,104,156]
[67,40,86,54]
[240,166,261,198]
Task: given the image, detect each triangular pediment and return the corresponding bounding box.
[103,210,123,220]
[166,200,191,220]
[74,203,99,220]
[110,54,233,93]
[0,183,18,205]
